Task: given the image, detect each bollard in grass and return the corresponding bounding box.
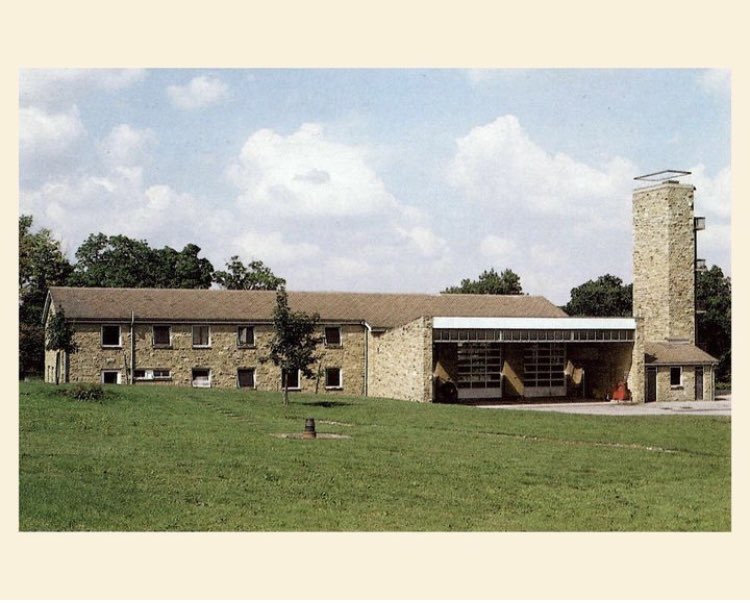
[303,417,317,439]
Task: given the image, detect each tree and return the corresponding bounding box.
[442,268,523,295]
[70,234,214,289]
[563,274,633,317]
[213,255,286,290]
[696,265,731,383]
[45,305,79,355]
[265,288,320,405]
[19,215,73,377]
[70,233,157,288]
[156,244,214,289]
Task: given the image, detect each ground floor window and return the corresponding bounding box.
[101,370,121,384]
[237,368,255,388]
[281,369,301,390]
[670,366,683,388]
[192,368,211,388]
[134,368,171,381]
[325,367,342,389]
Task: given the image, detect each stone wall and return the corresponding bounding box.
[367,317,433,403]
[628,317,645,403]
[632,182,696,343]
[63,321,366,396]
[654,364,716,402]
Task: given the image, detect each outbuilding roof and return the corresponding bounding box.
[46,286,568,330]
[644,341,718,366]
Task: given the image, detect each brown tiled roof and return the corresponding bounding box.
[47,286,567,329]
[644,341,718,365]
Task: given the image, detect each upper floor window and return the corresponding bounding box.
[324,326,342,347]
[192,325,211,348]
[153,325,171,347]
[237,325,255,347]
[101,325,121,347]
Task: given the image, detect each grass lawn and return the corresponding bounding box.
[19,381,730,531]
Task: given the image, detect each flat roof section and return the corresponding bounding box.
[432,317,637,330]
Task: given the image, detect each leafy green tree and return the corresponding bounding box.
[442,268,523,295]
[696,265,731,383]
[563,274,633,317]
[213,255,286,290]
[156,244,214,289]
[45,305,79,355]
[70,234,214,289]
[19,215,73,376]
[265,288,320,405]
[70,233,156,288]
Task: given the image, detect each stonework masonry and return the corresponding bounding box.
[632,182,696,343]
[367,317,433,403]
[58,321,366,396]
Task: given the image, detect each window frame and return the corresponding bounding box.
[237,325,255,348]
[191,368,211,388]
[192,325,211,348]
[152,325,172,348]
[324,326,342,347]
[237,368,256,389]
[670,366,683,389]
[281,368,301,391]
[101,370,121,385]
[134,368,171,381]
[101,325,122,348]
[324,367,343,390]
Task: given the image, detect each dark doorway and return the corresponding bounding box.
[646,367,657,402]
[695,366,704,400]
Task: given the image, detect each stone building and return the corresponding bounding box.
[629,177,718,402]
[42,178,718,404]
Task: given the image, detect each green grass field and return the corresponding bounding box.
[19,382,730,531]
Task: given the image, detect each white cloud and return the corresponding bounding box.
[98,124,157,167]
[231,230,321,265]
[448,115,636,218]
[227,122,400,218]
[19,105,85,156]
[697,69,730,97]
[166,75,229,110]
[20,69,146,109]
[479,235,517,259]
[396,225,448,258]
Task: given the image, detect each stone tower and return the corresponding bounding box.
[632,180,697,344]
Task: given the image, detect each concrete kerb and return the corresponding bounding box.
[477,395,731,416]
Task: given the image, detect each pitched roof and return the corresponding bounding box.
[46,286,567,329]
[644,341,718,365]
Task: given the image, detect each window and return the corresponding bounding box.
[237,368,255,389]
[101,370,121,384]
[192,326,211,347]
[281,369,300,390]
[153,325,171,347]
[324,326,342,347]
[192,368,211,388]
[325,367,342,389]
[237,326,255,347]
[134,368,171,381]
[670,367,683,388]
[101,325,121,347]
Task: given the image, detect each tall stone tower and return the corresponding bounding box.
[632,180,697,344]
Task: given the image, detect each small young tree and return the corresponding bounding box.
[266,288,321,405]
[45,306,79,355]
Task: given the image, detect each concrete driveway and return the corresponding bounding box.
[478,396,731,416]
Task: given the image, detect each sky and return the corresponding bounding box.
[18,68,731,304]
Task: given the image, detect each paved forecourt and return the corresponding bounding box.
[478,397,731,416]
